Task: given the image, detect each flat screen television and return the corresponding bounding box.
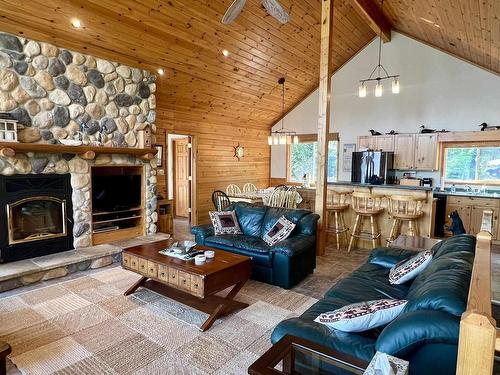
[92,175,142,212]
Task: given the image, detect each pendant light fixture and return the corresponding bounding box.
[358,0,400,98]
[268,77,298,145]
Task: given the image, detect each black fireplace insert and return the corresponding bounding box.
[0,174,74,263]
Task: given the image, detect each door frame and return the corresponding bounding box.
[168,132,198,226]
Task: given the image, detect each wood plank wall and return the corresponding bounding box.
[156,109,270,224]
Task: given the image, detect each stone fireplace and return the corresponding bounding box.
[0,174,73,263]
[0,31,158,264]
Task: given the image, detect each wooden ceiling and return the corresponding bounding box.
[0,0,498,131]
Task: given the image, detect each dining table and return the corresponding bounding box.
[228,187,303,206]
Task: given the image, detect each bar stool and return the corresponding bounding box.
[387,195,425,244]
[325,190,352,250]
[348,192,384,252]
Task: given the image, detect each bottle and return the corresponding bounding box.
[302,174,308,188]
[451,184,456,193]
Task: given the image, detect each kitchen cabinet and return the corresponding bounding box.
[445,196,499,240]
[394,134,415,170]
[358,136,376,149]
[414,134,438,170]
[444,204,471,237]
[375,135,394,151]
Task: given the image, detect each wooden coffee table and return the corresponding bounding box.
[121,239,252,331]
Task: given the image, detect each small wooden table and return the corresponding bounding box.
[389,234,442,251]
[122,239,252,331]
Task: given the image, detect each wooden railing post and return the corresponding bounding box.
[456,209,495,375]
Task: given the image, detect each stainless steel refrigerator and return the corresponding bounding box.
[351,151,395,184]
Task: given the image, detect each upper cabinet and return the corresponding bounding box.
[358,133,439,171]
[394,134,416,170]
[414,134,438,170]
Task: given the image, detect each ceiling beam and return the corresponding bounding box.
[351,0,391,42]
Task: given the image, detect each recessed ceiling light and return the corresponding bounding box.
[222,49,230,57]
[71,18,82,28]
[157,68,165,76]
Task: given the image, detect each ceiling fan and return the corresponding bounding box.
[222,0,290,24]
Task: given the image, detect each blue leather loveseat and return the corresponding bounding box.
[271,234,476,375]
[191,202,319,289]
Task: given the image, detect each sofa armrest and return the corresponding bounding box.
[368,247,419,268]
[271,234,316,256]
[375,310,460,357]
[191,224,214,245]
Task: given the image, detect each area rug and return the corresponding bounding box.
[0,267,317,375]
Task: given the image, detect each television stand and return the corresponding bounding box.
[91,166,145,245]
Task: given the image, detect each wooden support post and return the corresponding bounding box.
[351,0,391,42]
[314,0,335,256]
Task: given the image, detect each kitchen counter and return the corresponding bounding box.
[433,190,500,199]
[328,181,433,191]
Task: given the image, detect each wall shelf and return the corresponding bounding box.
[0,142,157,160]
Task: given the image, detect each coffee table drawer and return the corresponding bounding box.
[147,261,158,278]
[168,268,179,286]
[158,265,169,282]
[129,256,139,271]
[178,271,191,291]
[122,253,131,268]
[138,258,148,275]
[190,275,204,297]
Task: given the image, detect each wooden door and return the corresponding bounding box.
[445,204,472,236]
[358,136,376,149]
[174,138,190,217]
[414,134,438,171]
[375,135,395,151]
[394,134,415,170]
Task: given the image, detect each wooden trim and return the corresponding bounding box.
[351,0,391,42]
[438,131,500,143]
[0,142,157,159]
[456,210,495,375]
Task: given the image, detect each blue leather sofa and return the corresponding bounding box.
[191,202,319,289]
[271,234,476,375]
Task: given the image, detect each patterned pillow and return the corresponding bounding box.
[262,216,295,246]
[389,250,433,285]
[314,299,407,332]
[209,211,242,236]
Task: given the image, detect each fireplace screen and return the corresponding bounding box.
[7,196,67,245]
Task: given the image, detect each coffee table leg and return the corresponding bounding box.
[199,280,247,332]
[124,276,148,296]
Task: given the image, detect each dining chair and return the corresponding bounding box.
[274,184,287,190]
[283,186,299,209]
[226,184,241,195]
[243,183,257,193]
[267,188,286,207]
[212,190,231,211]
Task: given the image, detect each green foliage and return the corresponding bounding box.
[445,147,500,181]
[290,141,337,182]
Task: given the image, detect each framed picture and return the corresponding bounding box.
[342,143,356,173]
[155,145,164,167]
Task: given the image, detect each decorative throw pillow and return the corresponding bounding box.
[314,299,407,333]
[389,250,433,285]
[209,211,242,236]
[263,216,295,246]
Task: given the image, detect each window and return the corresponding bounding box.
[287,140,338,183]
[444,145,500,183]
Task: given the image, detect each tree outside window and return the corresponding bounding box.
[444,146,500,183]
[289,141,337,183]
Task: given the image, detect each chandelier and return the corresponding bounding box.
[268,77,298,145]
[358,0,400,98]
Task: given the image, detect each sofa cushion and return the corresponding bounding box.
[272,297,378,362]
[389,250,433,285]
[261,207,311,237]
[325,263,410,302]
[204,236,273,266]
[368,247,419,268]
[263,216,296,246]
[404,250,474,316]
[234,203,268,236]
[314,299,408,333]
[432,234,476,259]
[209,211,242,235]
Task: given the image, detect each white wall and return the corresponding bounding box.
[271,32,500,182]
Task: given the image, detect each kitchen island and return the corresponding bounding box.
[297,182,436,249]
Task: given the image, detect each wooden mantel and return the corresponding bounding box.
[0,142,157,161]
